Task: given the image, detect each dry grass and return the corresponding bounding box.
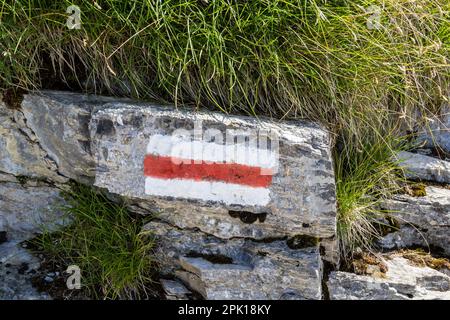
[395,249,450,270]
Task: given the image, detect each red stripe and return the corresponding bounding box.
[144,155,272,188]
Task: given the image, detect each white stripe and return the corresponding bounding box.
[146,134,278,169]
[145,177,270,206]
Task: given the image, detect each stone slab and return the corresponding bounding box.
[379,186,450,256]
[92,103,336,239]
[397,151,450,184]
[328,256,450,300]
[144,220,323,300]
[0,182,66,241]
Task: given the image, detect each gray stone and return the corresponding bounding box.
[174,259,254,300]
[396,151,450,184]
[0,172,19,183]
[328,256,450,300]
[417,106,450,156]
[160,279,192,300]
[20,91,123,183]
[92,103,336,239]
[144,220,323,300]
[379,227,450,256]
[0,241,51,300]
[0,181,67,241]
[379,186,450,255]
[130,201,302,240]
[320,236,340,267]
[0,98,65,183]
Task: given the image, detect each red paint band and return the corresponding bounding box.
[144,155,273,188]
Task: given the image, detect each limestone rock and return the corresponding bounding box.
[379,186,450,255]
[320,236,340,267]
[0,241,51,300]
[19,91,122,183]
[92,103,336,239]
[417,106,450,156]
[160,279,192,300]
[379,227,449,257]
[328,256,450,300]
[396,151,450,184]
[0,172,19,183]
[144,220,323,300]
[130,201,299,240]
[0,98,65,183]
[0,181,67,241]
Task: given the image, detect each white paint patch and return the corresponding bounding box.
[146,134,278,170]
[116,114,124,126]
[145,177,270,206]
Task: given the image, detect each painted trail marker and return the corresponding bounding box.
[143,133,277,206]
[91,104,336,239]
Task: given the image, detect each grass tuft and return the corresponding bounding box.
[31,183,156,299]
[335,116,410,258]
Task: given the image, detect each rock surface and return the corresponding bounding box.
[379,186,450,256]
[160,279,192,300]
[0,179,67,241]
[0,97,65,183]
[320,236,340,267]
[328,255,450,300]
[0,241,50,300]
[145,220,323,300]
[396,151,450,184]
[91,103,336,239]
[417,106,450,156]
[20,92,124,183]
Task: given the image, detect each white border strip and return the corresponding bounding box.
[145,177,270,206]
[146,134,278,169]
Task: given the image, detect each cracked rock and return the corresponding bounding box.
[0,241,50,300]
[0,181,67,241]
[160,279,192,300]
[320,236,340,267]
[328,256,450,300]
[20,91,122,184]
[379,186,450,256]
[396,151,450,184]
[144,220,323,300]
[0,96,66,183]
